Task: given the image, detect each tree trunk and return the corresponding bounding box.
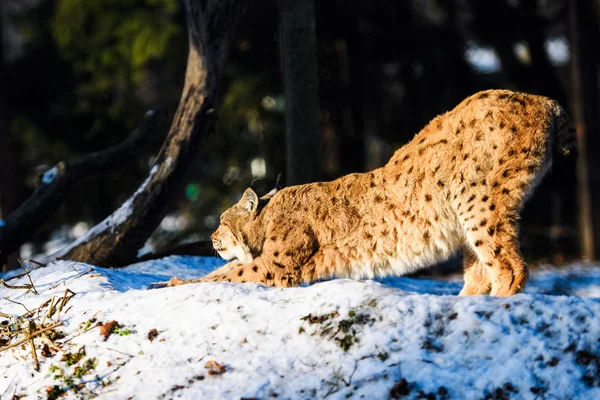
[52,0,242,267]
[278,0,323,185]
[569,0,600,260]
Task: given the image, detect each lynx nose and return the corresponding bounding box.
[211,233,222,250]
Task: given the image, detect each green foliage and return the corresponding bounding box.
[47,354,98,398]
[63,347,86,367]
[73,358,98,378]
[46,385,63,400]
[2,0,186,245]
[82,318,96,331]
[52,0,180,84]
[114,326,132,336]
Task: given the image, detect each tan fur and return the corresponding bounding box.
[170,90,574,297]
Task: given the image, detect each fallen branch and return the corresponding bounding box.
[0,110,163,259]
[136,239,214,262]
[51,0,243,268]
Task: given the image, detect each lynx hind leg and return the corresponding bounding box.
[459,250,492,296]
[456,151,544,296]
[460,205,529,296]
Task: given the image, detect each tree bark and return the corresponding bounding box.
[569,0,600,260]
[53,0,242,267]
[278,0,323,185]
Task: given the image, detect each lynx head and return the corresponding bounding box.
[211,188,259,263]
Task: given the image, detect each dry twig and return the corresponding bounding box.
[29,321,39,371]
[2,297,30,313]
[18,258,38,295]
[0,259,47,283]
[0,322,63,353]
[58,289,76,314]
[107,347,134,357]
[28,259,46,268]
[0,279,33,291]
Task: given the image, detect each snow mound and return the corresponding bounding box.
[1,257,600,399]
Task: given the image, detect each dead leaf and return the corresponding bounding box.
[99,320,119,340]
[148,328,158,342]
[204,360,227,375]
[41,344,55,358]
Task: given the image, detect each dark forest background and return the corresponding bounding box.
[1,0,599,272]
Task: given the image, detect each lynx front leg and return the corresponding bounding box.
[196,256,298,287]
[165,260,242,287]
[459,251,491,296]
[298,243,362,284]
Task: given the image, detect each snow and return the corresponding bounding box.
[1,257,600,399]
[42,167,58,184]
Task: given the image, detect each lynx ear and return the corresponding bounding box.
[240,188,259,213]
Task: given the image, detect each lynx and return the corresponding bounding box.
[169,89,574,296]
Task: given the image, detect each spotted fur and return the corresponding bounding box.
[169,89,575,297]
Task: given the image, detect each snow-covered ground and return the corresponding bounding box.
[1,257,599,399]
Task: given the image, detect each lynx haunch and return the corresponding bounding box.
[171,89,574,297]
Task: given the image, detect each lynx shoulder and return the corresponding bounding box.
[173,89,575,297]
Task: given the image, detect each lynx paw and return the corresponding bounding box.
[167,276,188,287]
[148,276,189,289]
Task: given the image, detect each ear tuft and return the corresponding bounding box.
[240,188,259,213]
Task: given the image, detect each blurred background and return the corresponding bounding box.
[0,0,598,272]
